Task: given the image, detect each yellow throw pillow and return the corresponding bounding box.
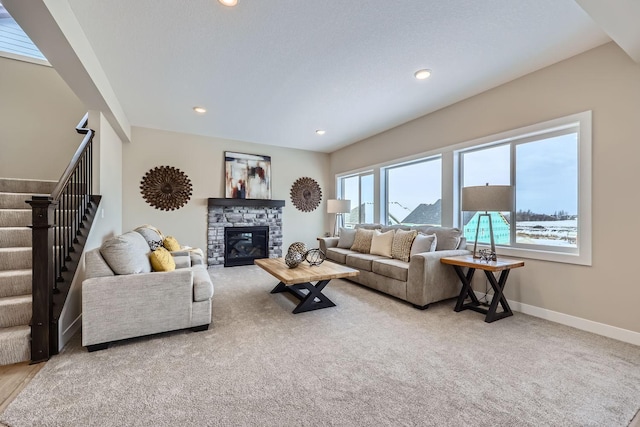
[149,247,176,272]
[163,236,181,252]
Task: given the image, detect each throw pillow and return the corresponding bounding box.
[134,225,165,250]
[391,229,418,262]
[424,227,462,251]
[149,247,176,272]
[337,228,357,248]
[163,236,181,252]
[410,233,437,257]
[370,230,395,258]
[350,228,376,253]
[100,231,152,275]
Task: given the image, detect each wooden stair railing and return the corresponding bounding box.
[27,113,102,363]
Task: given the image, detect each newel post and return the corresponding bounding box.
[27,196,57,364]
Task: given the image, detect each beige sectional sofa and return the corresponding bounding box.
[82,226,213,351]
[318,224,470,309]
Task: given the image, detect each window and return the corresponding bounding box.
[339,172,374,227]
[385,157,441,226]
[335,111,591,265]
[456,112,590,265]
[0,4,48,65]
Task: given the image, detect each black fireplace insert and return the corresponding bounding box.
[224,226,269,267]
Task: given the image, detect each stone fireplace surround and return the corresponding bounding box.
[207,198,285,267]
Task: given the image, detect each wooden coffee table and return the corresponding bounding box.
[255,258,359,314]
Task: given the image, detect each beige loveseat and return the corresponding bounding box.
[318,225,470,309]
[81,226,213,352]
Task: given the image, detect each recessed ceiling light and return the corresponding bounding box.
[315,130,326,135]
[414,69,432,80]
[193,106,207,114]
[218,0,238,6]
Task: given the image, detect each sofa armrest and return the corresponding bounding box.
[406,249,471,306]
[318,237,339,253]
[81,269,194,347]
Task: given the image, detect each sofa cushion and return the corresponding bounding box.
[100,231,152,275]
[134,225,164,250]
[391,229,417,262]
[372,258,410,282]
[351,228,376,253]
[149,247,176,272]
[326,248,351,264]
[355,223,382,230]
[424,227,462,251]
[192,266,214,302]
[410,233,437,257]
[163,236,181,252]
[346,253,385,272]
[381,225,411,233]
[337,228,357,248]
[370,230,394,257]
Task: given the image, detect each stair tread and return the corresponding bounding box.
[0,269,31,277]
[0,295,32,305]
[0,324,30,335]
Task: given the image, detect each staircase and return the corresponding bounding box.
[0,178,57,365]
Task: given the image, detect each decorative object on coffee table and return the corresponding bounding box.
[140,166,193,211]
[285,242,308,268]
[305,248,325,266]
[290,177,322,212]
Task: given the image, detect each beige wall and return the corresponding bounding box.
[0,56,86,180]
[330,42,640,334]
[122,127,330,255]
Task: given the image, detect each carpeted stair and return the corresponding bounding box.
[0,178,56,366]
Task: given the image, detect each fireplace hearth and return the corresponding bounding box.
[224,226,268,267]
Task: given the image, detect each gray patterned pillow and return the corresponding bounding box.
[350,228,376,253]
[391,229,418,262]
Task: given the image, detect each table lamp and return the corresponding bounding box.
[327,199,351,237]
[461,184,513,261]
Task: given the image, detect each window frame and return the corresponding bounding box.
[335,111,591,265]
[453,111,591,265]
[383,155,442,226]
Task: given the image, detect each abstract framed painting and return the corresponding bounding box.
[224,152,271,199]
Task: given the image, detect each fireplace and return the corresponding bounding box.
[207,198,285,267]
[224,226,269,267]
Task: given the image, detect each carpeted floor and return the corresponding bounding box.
[1,265,639,427]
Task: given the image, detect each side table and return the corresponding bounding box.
[440,255,524,323]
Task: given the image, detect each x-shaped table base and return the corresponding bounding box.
[452,265,513,323]
[270,279,336,314]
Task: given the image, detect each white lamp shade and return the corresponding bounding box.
[461,185,513,212]
[327,199,351,214]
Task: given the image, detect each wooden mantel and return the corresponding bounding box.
[208,198,285,208]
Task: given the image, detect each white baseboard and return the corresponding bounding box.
[473,291,640,346]
[60,314,82,352]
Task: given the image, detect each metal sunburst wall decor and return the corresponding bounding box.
[140,166,193,211]
[290,177,322,212]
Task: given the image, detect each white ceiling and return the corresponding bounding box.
[9,1,623,152]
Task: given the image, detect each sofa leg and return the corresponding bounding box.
[412,303,429,310]
[86,342,109,352]
[191,324,210,332]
